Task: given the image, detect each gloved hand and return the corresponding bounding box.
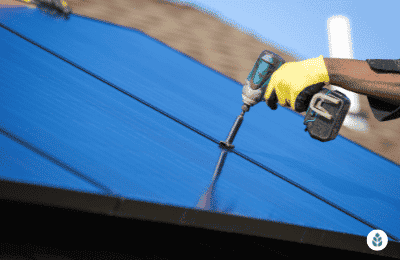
[264,55,330,112]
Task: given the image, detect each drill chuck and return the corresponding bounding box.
[241,104,250,112]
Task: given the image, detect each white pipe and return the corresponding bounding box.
[327,15,360,113]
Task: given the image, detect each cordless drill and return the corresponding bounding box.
[219,50,285,149]
[219,50,350,149]
[201,51,350,210]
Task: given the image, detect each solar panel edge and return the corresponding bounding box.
[0,179,118,215]
[115,196,400,258]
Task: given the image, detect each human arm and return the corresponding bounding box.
[324,58,400,121]
[264,55,400,121]
[323,58,400,103]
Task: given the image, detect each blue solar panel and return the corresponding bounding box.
[0,132,104,194]
[0,6,399,243]
[198,152,376,237]
[0,27,377,238]
[0,26,216,206]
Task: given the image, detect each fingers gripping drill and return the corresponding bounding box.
[219,50,285,150]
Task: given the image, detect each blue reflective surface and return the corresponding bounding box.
[0,132,104,194]
[0,7,399,240]
[200,152,374,237]
[1,26,216,207]
[0,27,376,237]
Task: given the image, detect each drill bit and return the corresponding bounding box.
[216,105,249,172]
[197,105,249,210]
[197,51,286,211]
[219,105,248,149]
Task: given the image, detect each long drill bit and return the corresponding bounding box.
[196,106,248,210]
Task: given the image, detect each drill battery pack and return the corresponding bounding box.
[303,87,350,142]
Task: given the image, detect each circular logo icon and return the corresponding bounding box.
[367,230,388,251]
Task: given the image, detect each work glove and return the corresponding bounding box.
[264,55,330,112]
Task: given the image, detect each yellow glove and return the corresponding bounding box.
[264,55,330,112]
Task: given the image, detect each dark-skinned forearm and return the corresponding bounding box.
[323,58,400,102]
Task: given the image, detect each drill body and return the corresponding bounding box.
[219,50,285,149]
[241,50,286,112]
[221,49,350,148]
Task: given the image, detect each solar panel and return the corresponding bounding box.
[0,5,399,255]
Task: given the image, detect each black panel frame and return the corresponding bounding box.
[0,179,399,259]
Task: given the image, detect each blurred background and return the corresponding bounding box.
[3,0,400,165]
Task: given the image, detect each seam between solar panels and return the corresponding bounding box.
[0,23,220,146]
[2,23,398,242]
[232,150,399,241]
[0,127,115,195]
[60,14,400,168]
